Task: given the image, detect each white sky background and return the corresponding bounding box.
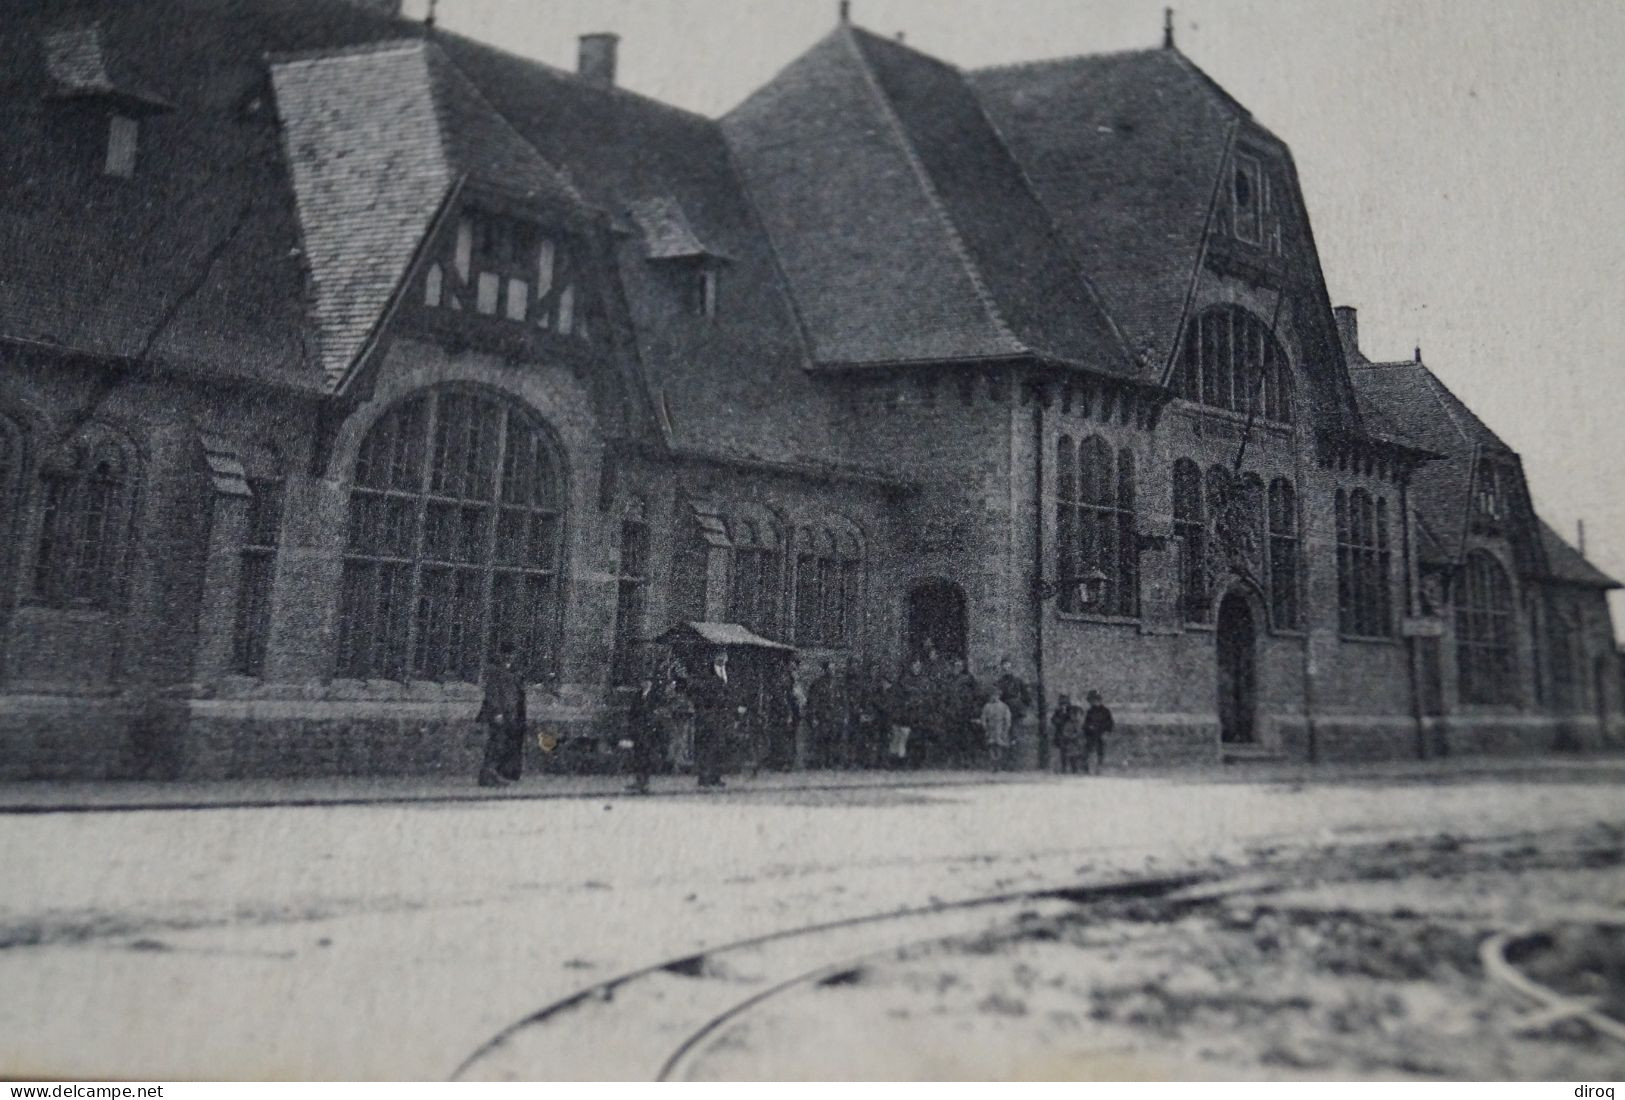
[406,0,1625,625]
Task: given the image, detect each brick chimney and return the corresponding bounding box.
[578,33,619,86]
[1333,305,1359,358]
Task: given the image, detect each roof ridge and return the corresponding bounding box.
[970,45,1164,76]
[431,28,716,127]
[840,27,1025,355]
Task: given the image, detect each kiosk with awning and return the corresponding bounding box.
[652,622,798,772]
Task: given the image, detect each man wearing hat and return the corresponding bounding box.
[477,642,527,787]
[689,647,737,788]
[1081,689,1113,774]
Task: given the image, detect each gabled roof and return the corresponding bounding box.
[723,26,1135,374]
[433,31,869,471]
[270,37,583,385]
[1347,353,1510,560]
[969,49,1242,374]
[1536,518,1621,589]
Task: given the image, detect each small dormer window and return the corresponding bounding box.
[104,114,138,177]
[686,267,719,319]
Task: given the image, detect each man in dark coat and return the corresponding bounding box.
[477,643,527,787]
[625,674,660,794]
[1082,689,1114,774]
[689,647,736,788]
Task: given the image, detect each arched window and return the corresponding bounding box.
[1176,306,1293,423]
[1335,488,1392,638]
[794,520,864,647]
[726,512,781,638]
[233,447,286,677]
[1239,472,1266,578]
[1056,435,1137,616]
[336,388,565,683]
[1267,478,1299,629]
[1456,551,1515,705]
[33,426,137,610]
[1172,458,1206,621]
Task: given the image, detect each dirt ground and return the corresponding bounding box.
[679,826,1625,1080]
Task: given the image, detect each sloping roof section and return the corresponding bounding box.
[271,38,584,386]
[969,49,1240,374]
[0,0,421,388]
[846,30,1137,376]
[722,28,1023,366]
[1537,519,1621,589]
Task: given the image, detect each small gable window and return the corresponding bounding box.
[104,115,138,178]
[1232,154,1262,243]
[1475,460,1503,521]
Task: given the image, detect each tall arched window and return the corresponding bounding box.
[33,426,137,610]
[794,520,864,647]
[336,388,565,682]
[1176,306,1294,423]
[1267,478,1299,629]
[1335,487,1392,638]
[1056,435,1137,616]
[726,512,781,638]
[1457,551,1515,705]
[1172,458,1206,621]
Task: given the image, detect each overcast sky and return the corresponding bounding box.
[405,0,1625,622]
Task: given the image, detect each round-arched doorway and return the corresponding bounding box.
[1216,590,1257,743]
[906,579,967,664]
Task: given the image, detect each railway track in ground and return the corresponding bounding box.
[452,827,1625,1081]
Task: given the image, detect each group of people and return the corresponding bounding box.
[475,639,1116,789]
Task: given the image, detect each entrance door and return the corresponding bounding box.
[906,580,967,663]
[1216,592,1257,743]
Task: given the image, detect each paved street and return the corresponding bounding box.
[2,759,1623,1079]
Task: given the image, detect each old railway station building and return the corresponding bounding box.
[0,0,1618,779]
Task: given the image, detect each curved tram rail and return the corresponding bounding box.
[453,869,1213,1081]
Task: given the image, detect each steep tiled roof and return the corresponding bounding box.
[270,38,583,385]
[1537,518,1621,589]
[723,27,1135,374]
[969,49,1241,373]
[0,0,420,388]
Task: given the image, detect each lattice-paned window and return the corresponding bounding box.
[794,524,863,647]
[610,497,649,685]
[1056,435,1137,617]
[1474,459,1503,520]
[33,428,136,610]
[1172,458,1206,622]
[232,477,284,676]
[1267,477,1299,629]
[727,516,779,639]
[1456,551,1516,705]
[423,210,593,340]
[1335,487,1393,638]
[337,388,565,683]
[1176,306,1294,424]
